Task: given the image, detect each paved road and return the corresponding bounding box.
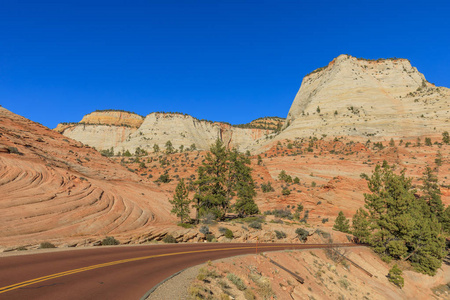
[0,243,358,299]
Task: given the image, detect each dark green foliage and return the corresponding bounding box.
[351,208,370,243]
[153,144,160,153]
[162,234,177,243]
[123,150,132,157]
[249,221,262,230]
[261,181,275,193]
[275,230,287,239]
[388,264,404,288]
[39,242,56,249]
[100,147,114,157]
[135,147,148,156]
[425,137,432,146]
[278,170,292,183]
[389,138,395,147]
[193,139,258,220]
[257,155,263,165]
[224,228,234,239]
[264,208,292,219]
[102,236,120,245]
[205,234,216,242]
[282,188,291,195]
[293,177,300,184]
[156,170,171,183]
[442,131,449,144]
[357,163,446,275]
[316,106,321,113]
[295,228,309,242]
[170,179,191,223]
[165,140,175,154]
[333,211,350,233]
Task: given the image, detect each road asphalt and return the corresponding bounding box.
[0,242,358,299]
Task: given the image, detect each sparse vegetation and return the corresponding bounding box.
[102,236,120,245]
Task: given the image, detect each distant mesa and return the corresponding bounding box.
[55,54,449,152]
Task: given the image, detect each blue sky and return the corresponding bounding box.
[1,0,449,128]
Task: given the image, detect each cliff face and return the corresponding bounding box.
[280,54,449,139]
[80,110,144,127]
[57,112,274,152]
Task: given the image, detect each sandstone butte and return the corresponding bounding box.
[0,54,449,251]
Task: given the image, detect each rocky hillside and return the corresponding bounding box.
[57,112,276,153]
[279,54,450,140]
[0,107,174,248]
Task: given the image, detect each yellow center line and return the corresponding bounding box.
[0,244,303,294]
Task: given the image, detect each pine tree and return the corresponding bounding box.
[421,167,444,221]
[361,163,446,275]
[351,208,370,243]
[232,150,258,216]
[170,179,190,223]
[193,139,259,220]
[153,144,160,153]
[388,264,404,288]
[333,211,350,233]
[193,139,229,220]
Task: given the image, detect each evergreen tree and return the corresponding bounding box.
[361,163,446,275]
[351,208,370,243]
[153,144,160,153]
[193,139,229,220]
[193,139,259,220]
[170,179,191,223]
[388,264,404,288]
[232,150,258,216]
[165,140,175,154]
[333,211,350,233]
[421,167,444,221]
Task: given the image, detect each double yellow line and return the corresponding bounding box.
[0,244,293,294]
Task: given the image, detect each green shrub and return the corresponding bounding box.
[388,264,404,288]
[39,242,56,249]
[275,230,287,239]
[261,182,275,193]
[224,229,234,239]
[295,228,309,242]
[249,221,262,230]
[102,236,120,245]
[200,225,210,235]
[206,234,216,242]
[227,273,246,291]
[162,234,177,243]
[264,208,292,219]
[282,188,291,195]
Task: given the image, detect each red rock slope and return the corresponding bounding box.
[0,107,174,248]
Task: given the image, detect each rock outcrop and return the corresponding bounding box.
[57,112,277,153]
[0,107,173,247]
[279,54,450,140]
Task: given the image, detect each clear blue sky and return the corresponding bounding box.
[1,0,449,128]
